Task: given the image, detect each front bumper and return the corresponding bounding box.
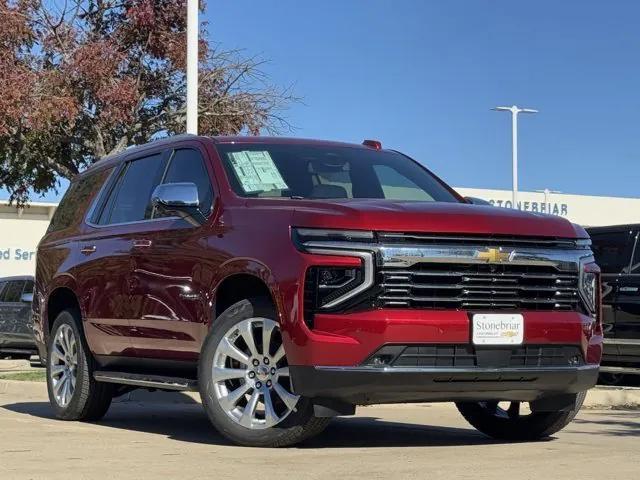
[290,364,599,405]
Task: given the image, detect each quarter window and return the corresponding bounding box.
[48,169,111,233]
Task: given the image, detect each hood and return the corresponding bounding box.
[289,199,586,238]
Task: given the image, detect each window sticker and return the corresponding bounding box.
[228,151,289,193]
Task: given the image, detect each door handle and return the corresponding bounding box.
[132,239,152,248]
[80,245,96,255]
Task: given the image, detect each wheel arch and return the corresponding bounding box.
[46,285,82,337]
[211,261,283,327]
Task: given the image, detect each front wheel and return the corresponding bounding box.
[199,297,330,447]
[456,392,587,441]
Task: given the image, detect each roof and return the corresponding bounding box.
[82,135,374,177]
[586,224,640,233]
[0,275,34,282]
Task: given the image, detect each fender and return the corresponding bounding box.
[210,257,284,327]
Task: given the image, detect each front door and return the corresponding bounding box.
[127,146,219,362]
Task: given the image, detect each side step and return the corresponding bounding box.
[600,366,640,376]
[94,371,198,391]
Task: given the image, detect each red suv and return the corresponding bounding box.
[33,135,602,447]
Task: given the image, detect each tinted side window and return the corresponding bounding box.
[3,281,26,303]
[0,282,6,302]
[156,149,213,217]
[101,154,165,224]
[48,169,112,233]
[591,230,635,274]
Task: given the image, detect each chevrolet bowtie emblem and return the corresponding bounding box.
[476,248,512,263]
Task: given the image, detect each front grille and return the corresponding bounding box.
[379,263,580,311]
[363,344,584,368]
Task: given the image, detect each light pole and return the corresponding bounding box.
[535,188,562,215]
[492,105,538,209]
[186,0,199,134]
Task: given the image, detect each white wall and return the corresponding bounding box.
[455,187,640,227]
[0,202,57,277]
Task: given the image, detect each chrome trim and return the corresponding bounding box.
[301,240,592,271]
[603,338,640,346]
[86,216,181,229]
[313,365,599,374]
[379,245,592,270]
[305,249,374,309]
[93,372,197,391]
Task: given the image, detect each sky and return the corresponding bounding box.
[7,0,640,202]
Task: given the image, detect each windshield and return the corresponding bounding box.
[215,143,461,203]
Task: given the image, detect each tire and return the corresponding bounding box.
[199,297,330,447]
[46,309,114,421]
[456,391,587,441]
[599,372,626,386]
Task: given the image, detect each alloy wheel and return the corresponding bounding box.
[211,317,299,429]
[49,324,78,408]
[479,401,530,420]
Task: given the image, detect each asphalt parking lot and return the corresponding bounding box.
[0,376,638,480]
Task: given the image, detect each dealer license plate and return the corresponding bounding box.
[472,314,524,345]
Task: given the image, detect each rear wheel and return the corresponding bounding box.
[199,297,330,447]
[46,310,113,421]
[456,392,586,440]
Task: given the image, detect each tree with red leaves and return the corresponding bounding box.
[0,0,296,204]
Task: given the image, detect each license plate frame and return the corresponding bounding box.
[472,313,524,346]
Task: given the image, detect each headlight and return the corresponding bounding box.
[292,228,374,248]
[294,228,375,326]
[306,266,364,309]
[579,262,600,313]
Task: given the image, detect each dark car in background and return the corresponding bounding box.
[0,275,37,359]
[587,225,640,378]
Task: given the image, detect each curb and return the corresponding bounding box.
[1,380,639,409]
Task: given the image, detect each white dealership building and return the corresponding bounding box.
[2,188,640,277]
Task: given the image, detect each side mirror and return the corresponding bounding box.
[151,182,206,226]
[465,196,493,206]
[21,293,33,303]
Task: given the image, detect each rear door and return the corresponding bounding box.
[0,280,26,348]
[76,151,168,358]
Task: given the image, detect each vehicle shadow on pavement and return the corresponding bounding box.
[1,400,509,448]
[571,411,640,438]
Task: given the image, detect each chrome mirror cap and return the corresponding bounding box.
[152,182,199,208]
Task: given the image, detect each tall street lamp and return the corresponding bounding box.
[535,188,562,215]
[186,0,199,135]
[492,105,538,209]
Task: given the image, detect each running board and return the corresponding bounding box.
[600,366,640,376]
[93,371,198,391]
